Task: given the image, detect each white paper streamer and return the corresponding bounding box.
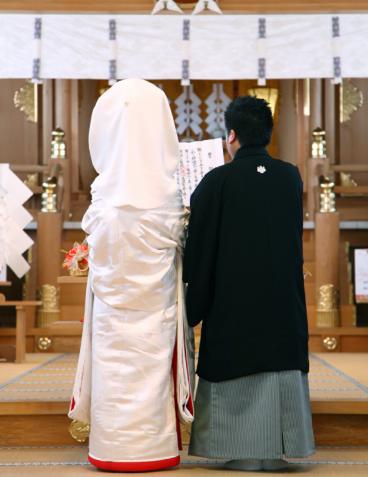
[151,0,183,15]
[175,84,202,138]
[0,164,33,278]
[192,0,222,15]
[205,83,231,138]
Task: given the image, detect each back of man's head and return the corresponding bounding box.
[224,96,273,147]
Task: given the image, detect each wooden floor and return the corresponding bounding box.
[0,353,367,446]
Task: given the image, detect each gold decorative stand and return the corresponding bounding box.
[306,128,329,219]
[315,177,341,348]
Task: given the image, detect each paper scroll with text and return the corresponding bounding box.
[355,248,368,304]
[176,138,224,207]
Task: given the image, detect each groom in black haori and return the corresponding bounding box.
[184,96,315,471]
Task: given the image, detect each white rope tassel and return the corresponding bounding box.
[151,0,183,14]
[31,17,42,84]
[192,0,222,15]
[108,19,118,85]
[257,17,267,86]
[332,16,342,84]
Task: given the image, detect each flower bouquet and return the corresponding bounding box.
[62,241,89,276]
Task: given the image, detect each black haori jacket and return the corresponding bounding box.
[183,146,309,382]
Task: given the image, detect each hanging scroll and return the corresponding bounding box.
[354,248,368,304]
[176,137,224,207]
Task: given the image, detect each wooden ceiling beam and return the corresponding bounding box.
[1,1,368,14]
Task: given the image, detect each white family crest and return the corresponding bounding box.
[257,165,266,174]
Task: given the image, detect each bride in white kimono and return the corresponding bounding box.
[68,79,193,472]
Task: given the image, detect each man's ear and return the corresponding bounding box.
[228,129,237,144]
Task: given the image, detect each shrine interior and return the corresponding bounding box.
[0,1,368,475]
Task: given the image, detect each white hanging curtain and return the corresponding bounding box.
[1,14,368,80]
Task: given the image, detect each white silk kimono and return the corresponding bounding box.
[69,195,193,471]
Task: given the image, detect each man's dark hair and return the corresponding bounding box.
[224,95,273,147]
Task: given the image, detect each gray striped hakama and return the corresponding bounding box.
[189,370,315,460]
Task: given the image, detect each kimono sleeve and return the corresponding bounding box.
[183,170,222,327]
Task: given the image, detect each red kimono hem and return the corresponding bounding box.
[88,455,180,472]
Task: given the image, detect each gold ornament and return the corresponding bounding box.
[13,81,38,123]
[248,87,278,116]
[340,79,363,123]
[51,128,67,159]
[323,336,338,351]
[41,177,58,212]
[69,267,88,277]
[340,172,358,188]
[319,176,336,213]
[340,172,359,197]
[99,86,110,96]
[317,284,339,328]
[311,127,327,159]
[37,285,60,327]
[69,420,90,443]
[24,173,38,188]
[36,336,52,351]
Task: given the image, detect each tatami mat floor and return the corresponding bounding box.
[0,354,62,386]
[0,446,367,476]
[1,353,367,403]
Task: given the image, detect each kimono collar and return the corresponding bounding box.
[232,145,270,161]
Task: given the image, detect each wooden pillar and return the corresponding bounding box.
[307,79,324,218]
[315,212,340,327]
[37,212,62,327]
[15,305,26,363]
[70,80,80,194]
[278,80,298,166]
[324,81,336,165]
[315,213,340,289]
[42,79,54,167]
[37,212,62,288]
[294,79,309,187]
[307,157,325,219]
[310,79,323,131]
[78,80,98,192]
[55,80,71,219]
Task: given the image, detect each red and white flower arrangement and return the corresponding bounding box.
[62,241,89,276]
